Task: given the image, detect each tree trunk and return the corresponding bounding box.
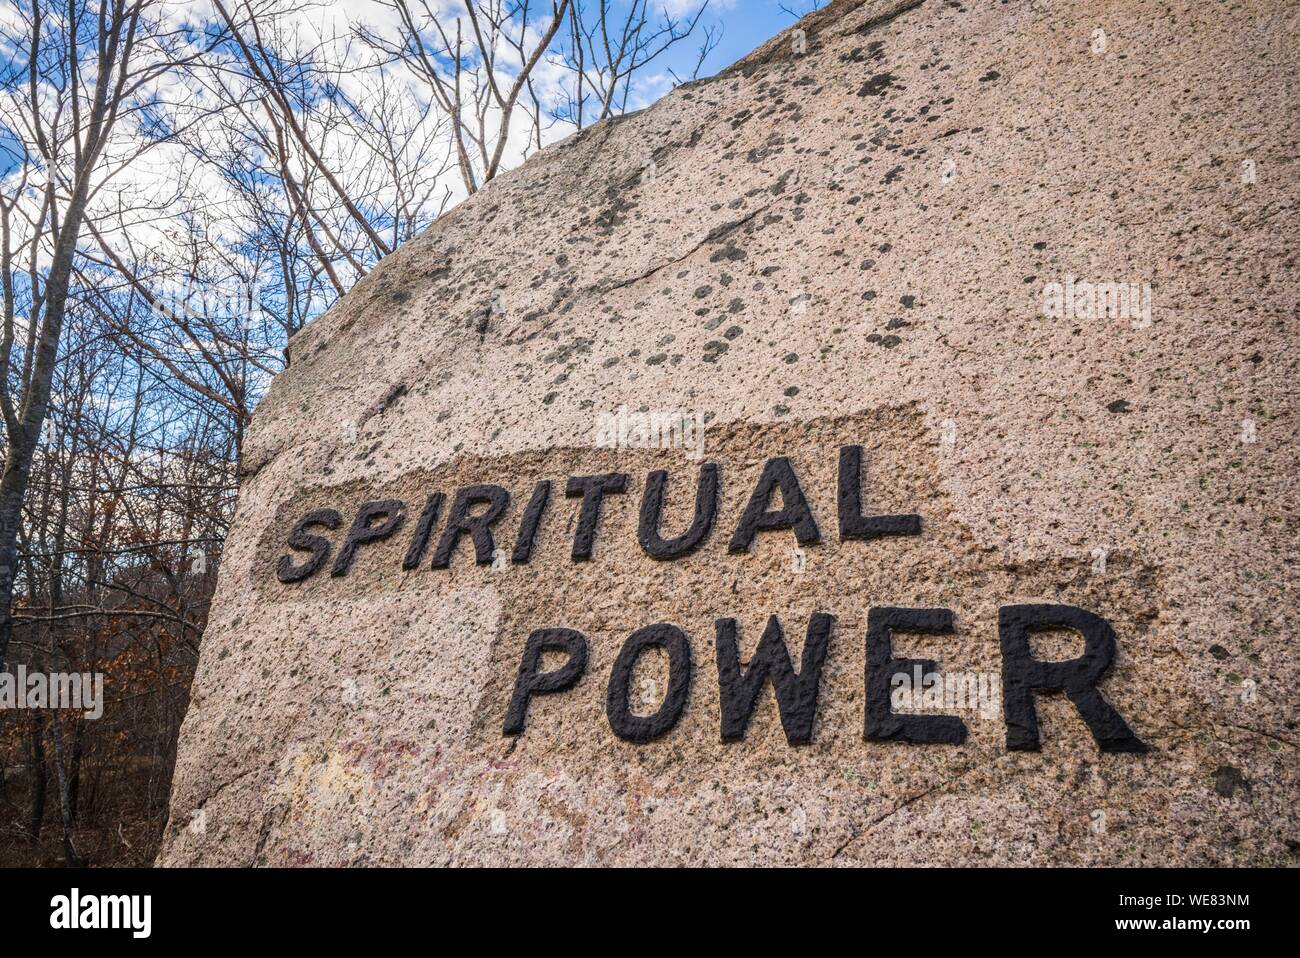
[69,716,84,822]
[0,134,96,664]
[49,713,83,865]
[27,712,46,843]
[0,437,33,666]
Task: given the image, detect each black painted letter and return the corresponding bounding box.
[728,456,821,553]
[511,480,551,564]
[838,445,921,540]
[331,500,405,577]
[638,463,719,560]
[402,493,444,570]
[431,484,511,568]
[864,606,967,745]
[606,624,692,742]
[503,628,589,735]
[566,473,629,561]
[999,603,1148,753]
[276,508,342,583]
[715,612,833,745]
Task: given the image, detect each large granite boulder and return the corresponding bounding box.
[159,0,1298,865]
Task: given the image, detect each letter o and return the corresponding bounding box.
[606,624,692,742]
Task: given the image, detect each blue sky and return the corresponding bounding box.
[0,1,801,180]
[704,0,805,67]
[0,125,20,178]
[656,0,803,87]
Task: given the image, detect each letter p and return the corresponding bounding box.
[503,628,589,735]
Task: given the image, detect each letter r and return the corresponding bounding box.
[998,604,1148,753]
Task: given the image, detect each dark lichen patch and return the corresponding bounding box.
[710,243,748,263]
[979,68,1001,82]
[702,340,729,363]
[381,382,408,411]
[858,72,899,98]
[867,334,902,348]
[541,337,593,366]
[587,187,639,235]
[1212,765,1250,798]
[841,40,885,65]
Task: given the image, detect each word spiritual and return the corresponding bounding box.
[275,446,916,582]
[275,446,1148,754]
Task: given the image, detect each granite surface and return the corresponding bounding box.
[159,0,1298,866]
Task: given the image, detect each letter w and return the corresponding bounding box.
[715,613,833,745]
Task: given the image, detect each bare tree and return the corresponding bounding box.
[357,0,568,195]
[777,1,823,20]
[2,278,231,864]
[0,0,223,664]
[556,0,719,128]
[360,1,714,197]
[181,1,456,331]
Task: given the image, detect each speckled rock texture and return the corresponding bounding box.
[159,0,1298,866]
